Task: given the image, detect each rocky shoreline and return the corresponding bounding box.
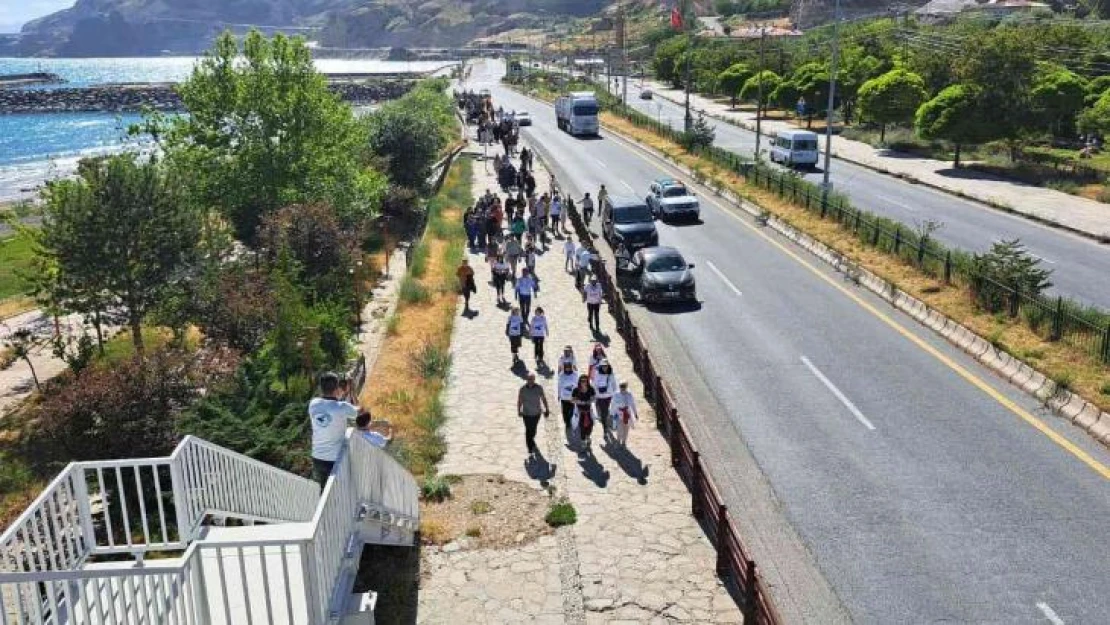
[0,80,414,114]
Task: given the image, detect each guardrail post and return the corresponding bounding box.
[654,375,664,420]
[820,193,828,218]
[944,251,952,284]
[853,209,861,232]
[670,409,681,467]
[715,504,729,576]
[917,237,927,266]
[1009,286,1021,318]
[1051,296,1064,341]
[871,222,881,247]
[893,226,902,255]
[744,560,758,622]
[691,452,703,519]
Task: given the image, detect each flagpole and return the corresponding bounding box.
[682,0,693,133]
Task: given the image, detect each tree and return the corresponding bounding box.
[258,203,359,305]
[1085,75,1110,106]
[2,329,44,391]
[679,113,716,151]
[653,36,689,88]
[1078,90,1110,137]
[857,69,928,142]
[770,80,800,114]
[953,28,1038,156]
[37,155,201,354]
[166,31,381,241]
[1030,63,1088,137]
[915,84,993,168]
[971,239,1052,313]
[835,46,884,124]
[739,71,782,116]
[366,81,455,191]
[717,63,752,109]
[791,62,830,128]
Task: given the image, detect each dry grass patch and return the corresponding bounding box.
[418,474,552,549]
[0,297,36,320]
[600,112,1110,413]
[361,158,472,476]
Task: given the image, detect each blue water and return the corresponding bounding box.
[0,57,451,200]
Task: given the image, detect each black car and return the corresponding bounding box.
[601,195,659,251]
[619,246,697,304]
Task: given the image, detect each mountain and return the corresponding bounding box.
[4,0,610,57]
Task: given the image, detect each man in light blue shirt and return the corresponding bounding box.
[515,268,538,320]
[309,372,359,488]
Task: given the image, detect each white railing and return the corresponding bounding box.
[1,432,418,625]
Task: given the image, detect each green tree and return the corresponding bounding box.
[1078,90,1110,137]
[367,81,455,191]
[1030,63,1088,137]
[37,155,201,354]
[858,69,928,142]
[791,62,830,128]
[739,70,782,116]
[916,84,993,168]
[971,239,1052,313]
[653,36,689,88]
[1085,75,1110,106]
[717,63,752,109]
[836,46,884,124]
[770,79,800,114]
[953,28,1038,156]
[167,31,381,241]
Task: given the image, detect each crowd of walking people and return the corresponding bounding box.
[455,127,640,461]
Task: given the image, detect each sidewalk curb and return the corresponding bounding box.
[577,103,1110,452]
[649,89,1110,246]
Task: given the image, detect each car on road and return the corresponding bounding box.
[639,89,653,100]
[619,246,697,304]
[646,177,700,221]
[514,110,532,126]
[769,129,819,169]
[601,194,659,251]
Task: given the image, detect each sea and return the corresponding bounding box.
[0,57,452,202]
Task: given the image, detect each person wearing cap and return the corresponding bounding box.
[583,274,604,332]
[609,381,639,447]
[506,306,526,363]
[308,372,360,488]
[517,373,550,456]
[591,360,617,439]
[557,359,579,437]
[530,307,549,363]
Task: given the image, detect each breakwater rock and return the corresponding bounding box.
[0,72,66,88]
[0,80,413,114]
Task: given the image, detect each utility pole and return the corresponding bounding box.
[754,26,766,161]
[619,2,628,105]
[821,0,840,198]
[683,0,693,132]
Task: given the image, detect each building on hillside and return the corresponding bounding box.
[915,0,1051,22]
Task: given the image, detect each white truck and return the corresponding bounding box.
[555,91,600,137]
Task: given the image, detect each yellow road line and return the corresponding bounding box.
[607,129,1110,481]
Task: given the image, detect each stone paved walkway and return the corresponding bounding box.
[418,141,742,624]
[0,310,89,416]
[641,79,1110,241]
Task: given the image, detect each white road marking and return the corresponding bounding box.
[1036,602,1064,625]
[705,261,742,297]
[620,179,635,192]
[800,356,876,431]
[875,193,918,211]
[593,156,609,169]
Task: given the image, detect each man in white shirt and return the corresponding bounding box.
[583,275,604,332]
[515,268,538,320]
[549,195,562,236]
[581,192,595,225]
[309,372,360,488]
[575,244,594,290]
[609,381,639,447]
[564,236,577,273]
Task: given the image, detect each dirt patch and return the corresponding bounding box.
[419,474,552,550]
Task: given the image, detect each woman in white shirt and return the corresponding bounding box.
[609,381,639,447]
[530,307,549,364]
[506,306,525,363]
[591,360,617,439]
[492,254,511,305]
[557,360,579,436]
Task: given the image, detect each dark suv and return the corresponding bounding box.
[601,194,659,251]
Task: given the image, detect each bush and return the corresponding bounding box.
[399,276,429,304]
[420,474,452,502]
[412,341,452,380]
[970,240,1052,313]
[470,500,492,515]
[545,500,577,527]
[410,242,430,278]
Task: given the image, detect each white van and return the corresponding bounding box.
[769,129,820,169]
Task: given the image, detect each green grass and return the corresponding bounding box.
[411,341,452,380]
[399,276,429,304]
[420,474,452,502]
[0,232,37,302]
[545,500,577,527]
[409,242,430,278]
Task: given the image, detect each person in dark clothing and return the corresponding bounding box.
[571,375,597,450]
[517,373,550,456]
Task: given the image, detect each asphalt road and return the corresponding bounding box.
[611,79,1110,310]
[470,60,1110,624]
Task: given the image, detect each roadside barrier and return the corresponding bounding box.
[558,185,784,625]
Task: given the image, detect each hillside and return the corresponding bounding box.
[5,0,610,56]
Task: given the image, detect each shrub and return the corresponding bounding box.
[465,524,482,537]
[419,518,451,544]
[385,314,400,336]
[421,474,452,502]
[1098,186,1110,204]
[412,341,452,380]
[1101,382,1110,396]
[410,242,430,278]
[399,277,429,304]
[545,500,577,527]
[470,500,492,515]
[970,240,1052,314]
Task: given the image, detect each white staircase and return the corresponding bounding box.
[0,431,419,625]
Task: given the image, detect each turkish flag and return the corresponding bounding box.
[670,6,684,31]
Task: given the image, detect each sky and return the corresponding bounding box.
[0,0,73,34]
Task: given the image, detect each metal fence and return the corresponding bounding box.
[606,102,1110,365]
[558,189,784,625]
